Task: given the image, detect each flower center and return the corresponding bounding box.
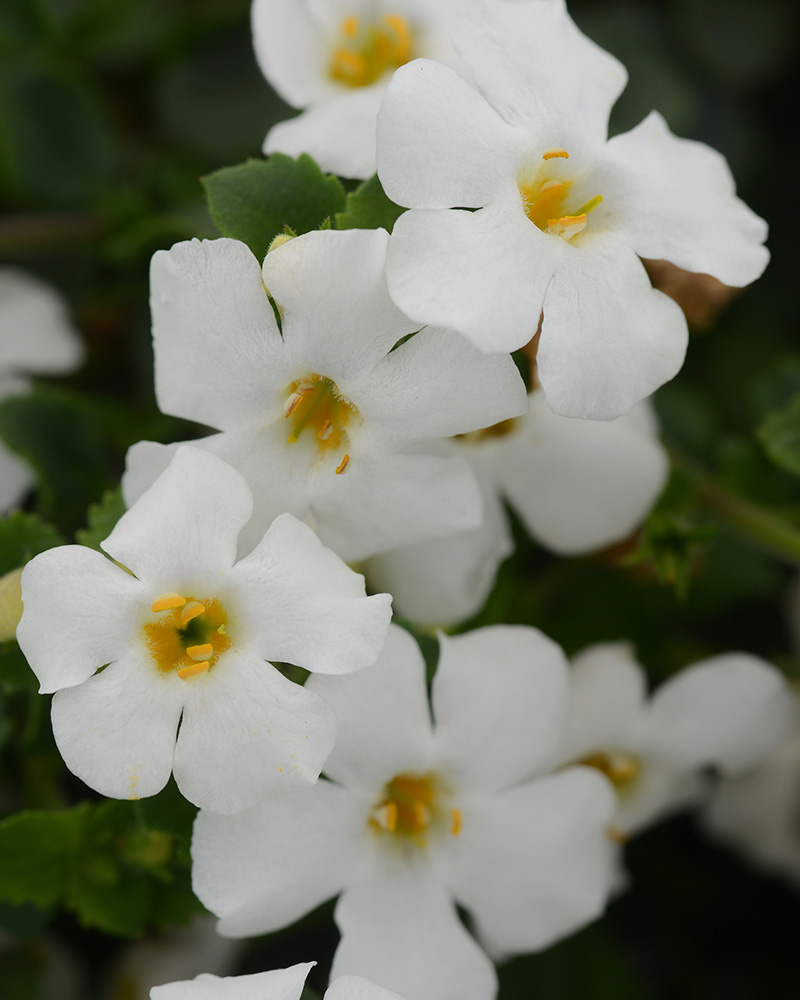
[519,148,603,242]
[283,373,359,475]
[144,593,231,681]
[369,771,461,848]
[579,749,641,792]
[330,13,414,88]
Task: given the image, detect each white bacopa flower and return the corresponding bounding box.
[152,963,408,1000]
[16,446,392,815]
[551,643,795,838]
[365,392,668,627]
[124,228,527,563]
[377,0,769,419]
[192,624,616,1000]
[252,0,463,179]
[0,268,85,511]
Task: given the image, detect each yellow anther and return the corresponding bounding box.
[330,13,414,87]
[542,147,569,160]
[186,643,213,661]
[546,213,587,240]
[335,453,350,475]
[343,15,359,37]
[284,392,305,418]
[180,601,206,625]
[334,49,367,81]
[371,801,399,832]
[151,593,186,613]
[450,808,462,836]
[318,418,333,441]
[383,14,412,59]
[177,660,210,681]
[413,801,431,829]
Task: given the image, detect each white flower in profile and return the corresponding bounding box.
[192,624,616,1000]
[0,268,85,511]
[377,0,769,419]
[366,392,668,627]
[124,228,526,562]
[252,0,463,179]
[702,690,800,888]
[551,643,795,838]
[16,446,392,815]
[151,963,408,1000]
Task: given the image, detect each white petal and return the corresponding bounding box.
[313,452,482,562]
[602,111,769,286]
[451,0,627,150]
[305,624,435,794]
[151,238,283,430]
[173,649,336,813]
[103,447,253,590]
[377,59,520,208]
[554,642,647,767]
[151,962,314,1000]
[643,653,795,774]
[332,866,497,1000]
[0,268,84,375]
[536,232,689,419]
[265,86,385,180]
[361,326,528,446]
[0,442,33,513]
[252,0,329,107]
[192,780,369,936]
[263,229,415,379]
[387,202,554,353]
[432,626,570,793]
[615,760,707,836]
[230,513,391,675]
[446,769,615,952]
[17,545,143,693]
[498,393,668,554]
[365,475,512,628]
[326,975,409,1000]
[51,650,185,800]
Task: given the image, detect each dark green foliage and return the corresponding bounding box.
[336,174,405,233]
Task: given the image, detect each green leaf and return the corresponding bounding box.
[202,154,346,260]
[336,174,405,233]
[135,777,197,855]
[758,393,800,476]
[75,486,126,550]
[0,806,90,908]
[0,642,37,692]
[0,512,64,577]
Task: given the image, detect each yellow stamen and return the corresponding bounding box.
[542,147,569,160]
[450,808,462,836]
[574,193,603,216]
[186,643,213,661]
[180,601,206,625]
[335,453,350,475]
[371,801,399,832]
[383,14,412,60]
[330,13,414,88]
[318,418,333,441]
[284,374,358,456]
[343,15,359,38]
[151,593,186,613]
[177,660,210,681]
[580,749,641,789]
[546,213,587,240]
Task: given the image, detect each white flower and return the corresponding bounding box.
[151,963,408,1000]
[252,0,463,178]
[702,690,800,889]
[365,393,668,627]
[377,0,769,419]
[0,268,85,511]
[192,624,616,1000]
[16,446,392,815]
[124,229,527,562]
[551,643,795,837]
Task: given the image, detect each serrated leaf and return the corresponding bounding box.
[758,393,800,476]
[202,154,346,260]
[336,174,405,233]
[75,486,126,550]
[0,512,64,577]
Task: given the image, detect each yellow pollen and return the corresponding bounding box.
[330,13,414,88]
[451,808,462,836]
[542,147,569,160]
[180,601,206,625]
[580,749,641,790]
[177,661,210,681]
[151,593,186,613]
[284,373,359,460]
[186,643,213,661]
[369,772,459,848]
[519,150,602,242]
[335,453,350,475]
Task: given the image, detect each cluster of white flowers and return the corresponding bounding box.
[6,1,790,999]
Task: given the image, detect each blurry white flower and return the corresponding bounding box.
[192,624,616,1000]
[151,963,408,1000]
[0,268,85,511]
[366,393,667,627]
[125,229,526,562]
[378,0,768,419]
[552,643,794,837]
[17,446,392,814]
[252,0,463,178]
